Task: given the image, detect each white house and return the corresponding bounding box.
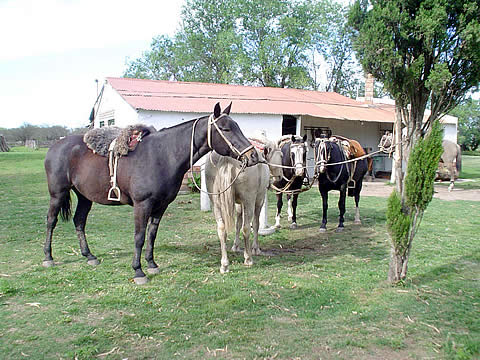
[91,77,458,177]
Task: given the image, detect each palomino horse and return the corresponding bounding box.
[440,139,462,191]
[272,135,308,229]
[314,135,368,232]
[43,103,258,283]
[205,141,283,273]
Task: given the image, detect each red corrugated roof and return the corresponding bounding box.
[106,77,395,123]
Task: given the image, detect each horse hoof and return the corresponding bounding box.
[354,220,362,225]
[231,245,241,253]
[42,260,55,267]
[87,259,100,266]
[244,259,253,267]
[133,276,149,285]
[220,266,229,274]
[335,227,345,233]
[147,267,160,275]
[290,222,298,230]
[319,227,327,233]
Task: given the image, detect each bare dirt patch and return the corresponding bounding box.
[362,180,480,201]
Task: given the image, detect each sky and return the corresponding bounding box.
[0,0,185,129]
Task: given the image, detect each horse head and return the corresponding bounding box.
[263,143,283,182]
[314,137,334,174]
[378,131,393,152]
[289,134,308,177]
[208,103,258,166]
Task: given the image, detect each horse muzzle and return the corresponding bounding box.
[240,147,258,167]
[318,162,326,174]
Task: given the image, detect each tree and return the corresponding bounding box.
[124,0,362,94]
[387,121,443,282]
[450,97,480,151]
[312,2,363,97]
[349,0,480,282]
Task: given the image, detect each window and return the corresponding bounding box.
[99,121,105,128]
[108,119,115,126]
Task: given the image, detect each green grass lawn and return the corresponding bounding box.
[0,149,479,359]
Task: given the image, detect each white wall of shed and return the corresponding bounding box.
[94,83,138,128]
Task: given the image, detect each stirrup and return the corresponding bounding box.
[108,186,121,201]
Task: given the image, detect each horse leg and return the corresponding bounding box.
[43,194,66,267]
[251,199,263,255]
[131,203,151,284]
[319,190,328,233]
[354,181,363,225]
[144,208,166,274]
[242,205,254,267]
[289,193,299,229]
[274,193,283,228]
[215,216,230,274]
[336,186,346,232]
[448,162,455,192]
[232,203,242,252]
[73,193,98,265]
[287,194,293,222]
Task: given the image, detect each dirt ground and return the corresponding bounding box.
[362,179,480,201]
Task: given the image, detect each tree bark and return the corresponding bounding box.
[394,104,403,194]
[0,135,9,152]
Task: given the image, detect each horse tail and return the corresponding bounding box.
[212,159,236,233]
[456,145,462,173]
[60,191,72,222]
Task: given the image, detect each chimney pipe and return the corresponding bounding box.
[365,74,374,104]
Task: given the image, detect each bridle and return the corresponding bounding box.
[314,138,346,184]
[206,114,254,161]
[189,113,254,195]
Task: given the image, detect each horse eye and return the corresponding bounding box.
[219,127,231,132]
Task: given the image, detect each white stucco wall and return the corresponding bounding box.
[94,84,138,128]
[136,110,282,141]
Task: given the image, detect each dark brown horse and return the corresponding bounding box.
[43,103,258,284]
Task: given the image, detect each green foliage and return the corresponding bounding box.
[124,0,361,94]
[405,120,444,211]
[451,97,480,151]
[349,0,480,136]
[386,190,411,255]
[187,173,201,193]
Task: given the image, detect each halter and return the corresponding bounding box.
[314,138,346,184]
[207,114,254,160]
[189,113,253,195]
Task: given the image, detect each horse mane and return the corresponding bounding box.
[210,153,236,233]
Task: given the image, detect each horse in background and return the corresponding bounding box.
[439,139,462,191]
[272,135,308,230]
[378,132,462,191]
[314,134,368,232]
[205,141,283,274]
[44,103,258,283]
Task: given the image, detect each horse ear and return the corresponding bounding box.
[302,134,307,142]
[291,135,296,142]
[223,102,232,115]
[263,147,270,158]
[214,103,221,118]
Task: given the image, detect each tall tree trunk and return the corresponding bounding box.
[394,105,403,194]
[0,135,9,152]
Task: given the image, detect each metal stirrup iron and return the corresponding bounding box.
[107,139,122,201]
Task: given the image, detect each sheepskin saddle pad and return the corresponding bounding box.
[83,124,155,157]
